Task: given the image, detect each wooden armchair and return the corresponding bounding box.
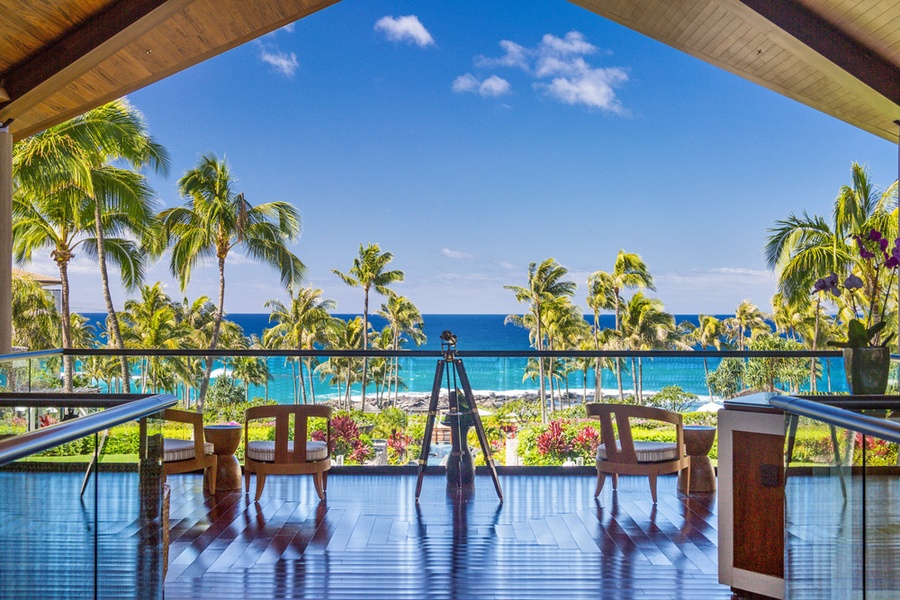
[244,405,332,501]
[586,403,690,503]
[162,408,217,494]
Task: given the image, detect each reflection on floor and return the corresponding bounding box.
[164,473,732,599]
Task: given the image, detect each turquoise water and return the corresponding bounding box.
[82,313,846,403]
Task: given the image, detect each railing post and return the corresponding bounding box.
[0,122,11,354]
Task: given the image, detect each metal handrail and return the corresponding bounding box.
[770,394,900,445]
[0,393,177,467]
[0,392,157,408]
[0,348,63,362]
[59,347,849,358]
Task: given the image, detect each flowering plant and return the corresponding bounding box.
[815,228,899,348]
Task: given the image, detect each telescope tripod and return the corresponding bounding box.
[415,335,503,501]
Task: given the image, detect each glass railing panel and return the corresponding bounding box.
[860,425,900,599]
[0,400,167,599]
[785,416,862,599]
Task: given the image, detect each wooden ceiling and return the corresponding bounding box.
[0,0,338,140]
[1,0,900,142]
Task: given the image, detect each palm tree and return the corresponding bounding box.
[505,258,576,423]
[377,294,426,406]
[621,292,677,403]
[725,300,769,351]
[332,243,404,411]
[319,317,366,409]
[161,153,305,411]
[766,163,897,304]
[231,356,270,401]
[11,271,60,351]
[687,314,727,399]
[766,163,898,357]
[122,283,182,392]
[586,270,615,401]
[265,287,336,404]
[589,251,655,401]
[13,100,169,392]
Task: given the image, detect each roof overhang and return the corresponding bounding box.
[0,0,899,141]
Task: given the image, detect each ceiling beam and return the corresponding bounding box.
[0,0,193,123]
[739,0,900,105]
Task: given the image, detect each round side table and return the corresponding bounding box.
[678,425,717,493]
[203,424,243,492]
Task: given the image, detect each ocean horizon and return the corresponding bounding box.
[82,312,843,404]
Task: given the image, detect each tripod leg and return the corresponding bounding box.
[455,359,503,502]
[416,360,445,500]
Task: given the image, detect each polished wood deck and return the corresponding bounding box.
[20,469,884,598]
[163,473,733,599]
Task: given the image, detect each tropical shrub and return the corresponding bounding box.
[386,429,413,465]
[707,358,744,398]
[206,376,245,408]
[329,412,374,465]
[646,386,697,412]
[518,419,601,465]
[372,407,407,439]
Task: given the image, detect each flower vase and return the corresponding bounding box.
[843,347,891,395]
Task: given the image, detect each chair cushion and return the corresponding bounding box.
[597,441,679,463]
[163,438,214,462]
[246,440,328,462]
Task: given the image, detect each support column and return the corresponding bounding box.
[0,124,11,354]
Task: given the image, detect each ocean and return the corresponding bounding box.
[83,313,844,403]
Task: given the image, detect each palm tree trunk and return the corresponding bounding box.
[307,357,317,404]
[361,290,369,412]
[94,203,130,393]
[298,357,308,404]
[811,295,821,393]
[638,358,644,403]
[631,357,638,403]
[196,257,226,412]
[704,356,713,400]
[536,315,547,423]
[56,259,74,392]
[615,360,624,401]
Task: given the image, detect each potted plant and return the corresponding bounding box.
[815,229,899,395]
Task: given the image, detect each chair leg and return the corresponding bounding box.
[649,474,658,504]
[313,472,325,501]
[245,468,251,493]
[206,466,217,495]
[611,473,618,490]
[594,472,606,497]
[681,465,691,496]
[322,471,328,493]
[254,473,266,502]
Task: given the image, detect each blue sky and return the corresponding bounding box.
[45,0,898,315]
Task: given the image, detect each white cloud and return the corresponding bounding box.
[374,15,435,48]
[475,40,530,71]
[452,73,480,93]
[466,30,629,114]
[479,75,511,97]
[442,248,476,259]
[537,66,628,113]
[495,260,518,271]
[255,42,299,77]
[452,73,510,97]
[539,31,598,56]
[281,23,295,33]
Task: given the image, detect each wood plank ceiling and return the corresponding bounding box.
[0,0,899,142]
[0,0,339,140]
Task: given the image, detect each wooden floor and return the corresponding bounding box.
[163,473,733,599]
[0,470,751,599]
[5,469,900,598]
